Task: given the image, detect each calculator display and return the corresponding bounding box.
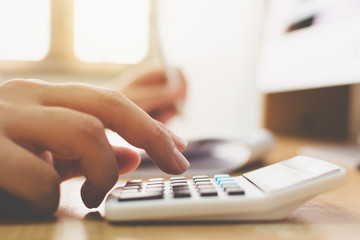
[243,157,340,193]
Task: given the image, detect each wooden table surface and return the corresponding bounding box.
[1,135,360,240]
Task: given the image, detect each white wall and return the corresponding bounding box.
[158,0,266,138]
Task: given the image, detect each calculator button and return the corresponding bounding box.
[214,174,230,181]
[220,182,238,188]
[146,186,164,191]
[223,185,241,191]
[171,183,188,188]
[172,187,190,193]
[147,181,164,186]
[126,179,142,184]
[125,182,142,187]
[146,188,164,192]
[148,178,164,182]
[170,177,186,181]
[122,186,141,190]
[173,189,191,198]
[199,188,218,196]
[192,175,208,180]
[225,187,245,195]
[198,186,217,192]
[172,186,190,192]
[146,184,164,188]
[197,184,216,189]
[216,178,235,185]
[193,179,211,183]
[171,180,188,184]
[195,182,214,187]
[118,191,163,201]
[121,189,139,194]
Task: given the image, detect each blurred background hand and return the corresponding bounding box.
[114,62,187,124]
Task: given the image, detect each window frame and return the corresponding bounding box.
[0,0,158,78]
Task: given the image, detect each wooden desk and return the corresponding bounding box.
[1,135,360,240]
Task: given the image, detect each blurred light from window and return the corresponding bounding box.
[0,0,50,61]
[74,0,149,63]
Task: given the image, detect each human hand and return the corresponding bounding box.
[0,79,189,217]
[116,63,187,123]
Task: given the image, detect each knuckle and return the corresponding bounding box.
[154,123,166,137]
[101,88,127,107]
[103,88,123,98]
[140,122,172,152]
[0,78,46,95]
[1,79,28,90]
[154,122,170,139]
[151,123,172,147]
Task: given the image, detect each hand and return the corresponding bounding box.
[0,79,189,217]
[115,63,187,123]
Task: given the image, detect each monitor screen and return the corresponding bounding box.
[258,0,360,93]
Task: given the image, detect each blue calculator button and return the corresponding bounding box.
[216,178,233,184]
[220,181,238,188]
[214,174,230,181]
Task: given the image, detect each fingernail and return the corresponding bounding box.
[170,131,188,152]
[173,148,190,173]
[81,183,105,209]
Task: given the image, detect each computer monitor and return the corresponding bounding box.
[258,0,360,92]
[258,0,360,141]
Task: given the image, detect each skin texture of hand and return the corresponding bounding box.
[0,79,189,217]
[116,63,187,123]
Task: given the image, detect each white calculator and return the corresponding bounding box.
[105,156,346,222]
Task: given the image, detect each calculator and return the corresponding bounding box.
[105,156,346,222]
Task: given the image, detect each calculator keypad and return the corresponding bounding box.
[116,174,245,202]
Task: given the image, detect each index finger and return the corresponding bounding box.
[37,81,189,174]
